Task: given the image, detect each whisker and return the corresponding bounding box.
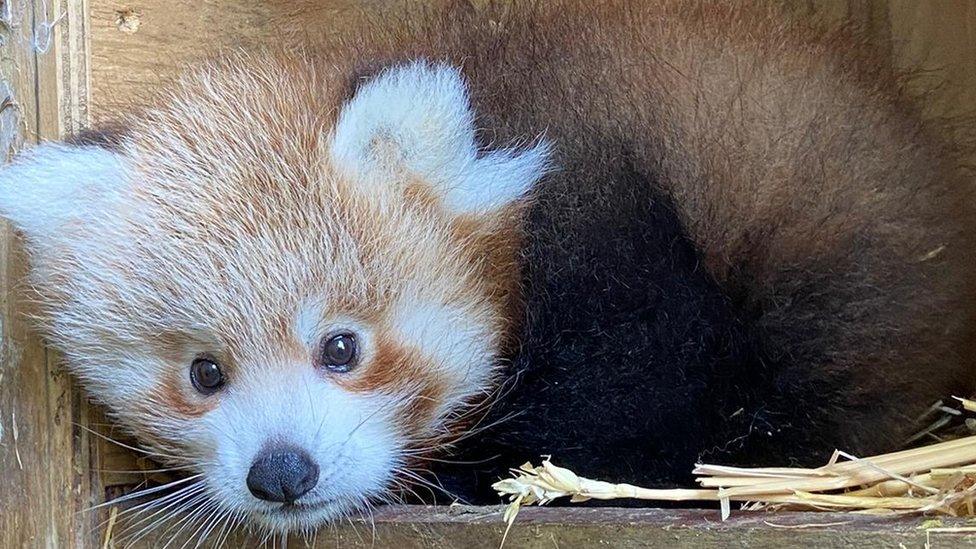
[389,479,427,504]
[117,493,209,548]
[394,466,458,502]
[85,474,205,512]
[344,514,366,546]
[402,408,522,464]
[213,509,244,549]
[257,523,275,547]
[94,481,205,534]
[115,489,208,546]
[400,452,502,466]
[358,495,377,545]
[181,503,225,549]
[445,410,522,445]
[92,466,194,474]
[336,405,387,447]
[158,498,220,549]
[74,422,192,463]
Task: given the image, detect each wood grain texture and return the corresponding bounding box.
[0,2,57,547]
[86,0,452,121]
[134,505,976,548]
[0,1,99,547]
[89,0,275,119]
[2,0,974,546]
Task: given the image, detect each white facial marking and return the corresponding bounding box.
[393,300,494,418]
[295,298,328,348]
[203,368,399,532]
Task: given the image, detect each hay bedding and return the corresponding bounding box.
[494,397,976,541]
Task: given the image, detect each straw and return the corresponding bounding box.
[494,433,976,535]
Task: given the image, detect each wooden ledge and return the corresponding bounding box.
[133,505,976,548]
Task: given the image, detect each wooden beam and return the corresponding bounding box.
[88,0,278,121]
[130,505,976,548]
[0,1,97,547]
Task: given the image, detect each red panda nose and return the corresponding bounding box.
[246,445,320,503]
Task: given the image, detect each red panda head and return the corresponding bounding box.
[0,55,548,532]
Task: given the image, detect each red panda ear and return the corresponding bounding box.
[328,61,550,214]
[0,143,128,243]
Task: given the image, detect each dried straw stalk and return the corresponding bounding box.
[493,399,976,540]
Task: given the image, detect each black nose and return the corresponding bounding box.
[246,445,320,503]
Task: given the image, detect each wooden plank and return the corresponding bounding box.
[0,1,96,547]
[128,505,976,548]
[42,0,103,545]
[0,2,58,546]
[49,2,104,543]
[86,0,439,121]
[88,0,277,121]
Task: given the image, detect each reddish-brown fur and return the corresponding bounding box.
[155,370,216,418]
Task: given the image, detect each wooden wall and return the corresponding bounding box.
[1,1,975,546]
[0,2,98,547]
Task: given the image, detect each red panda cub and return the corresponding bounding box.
[0,0,974,535]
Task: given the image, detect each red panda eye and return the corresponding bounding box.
[190,358,225,394]
[320,332,358,373]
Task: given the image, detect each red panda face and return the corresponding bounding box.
[0,57,548,532]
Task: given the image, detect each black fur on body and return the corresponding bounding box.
[435,158,763,501]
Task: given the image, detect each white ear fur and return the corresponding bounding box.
[0,143,127,240]
[329,61,550,214]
